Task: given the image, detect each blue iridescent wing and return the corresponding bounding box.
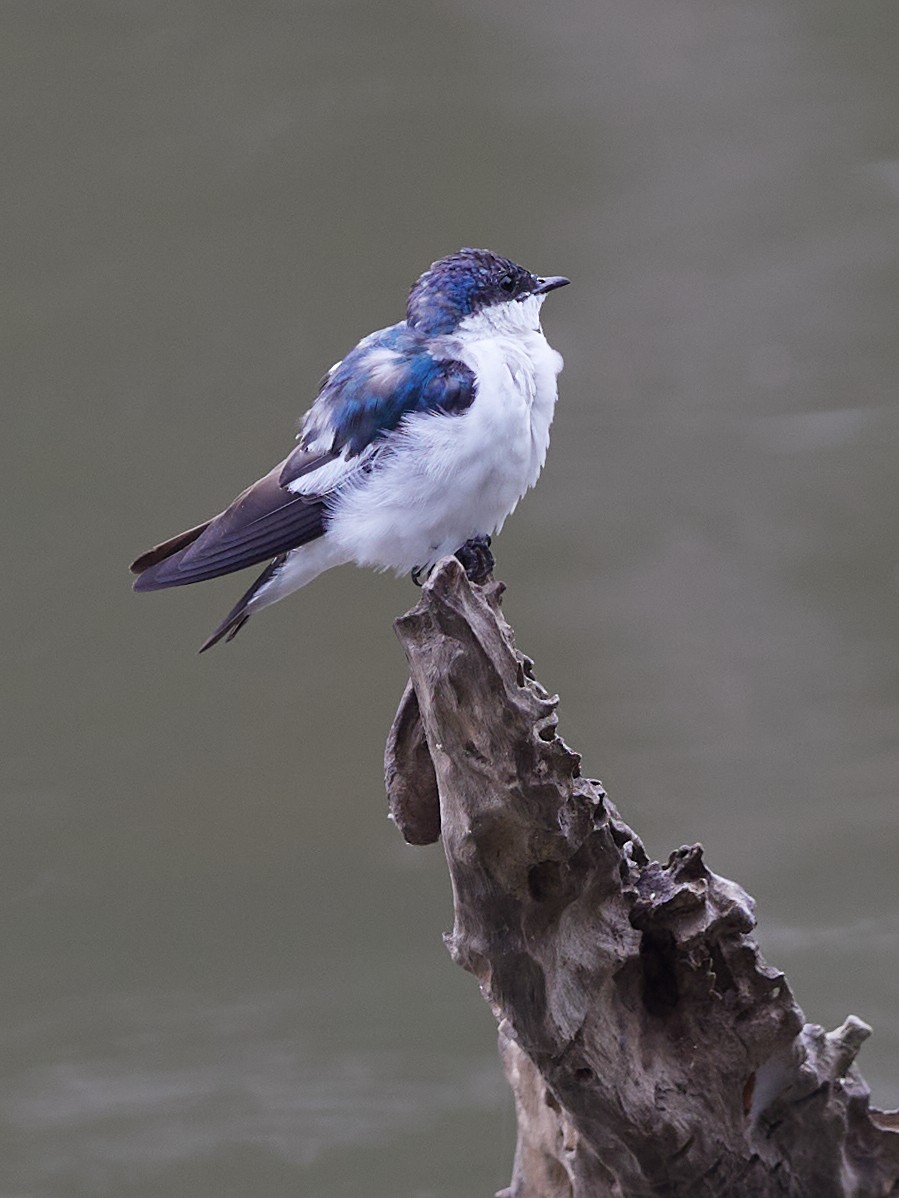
[281,324,476,483]
[132,326,476,594]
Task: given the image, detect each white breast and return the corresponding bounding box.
[326,297,564,574]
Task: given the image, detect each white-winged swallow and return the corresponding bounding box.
[131,248,570,650]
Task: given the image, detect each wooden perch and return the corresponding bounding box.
[384,558,899,1198]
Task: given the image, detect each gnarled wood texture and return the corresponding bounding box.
[385,558,899,1198]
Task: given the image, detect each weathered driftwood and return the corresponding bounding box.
[385,558,899,1198]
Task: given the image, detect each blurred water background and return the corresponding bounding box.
[3,1,899,1194]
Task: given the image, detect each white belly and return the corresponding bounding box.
[326,320,563,573]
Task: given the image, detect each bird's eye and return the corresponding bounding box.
[499,273,516,293]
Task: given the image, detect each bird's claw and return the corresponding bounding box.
[455,535,494,584]
[411,536,493,586]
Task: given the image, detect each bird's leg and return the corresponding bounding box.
[411,564,432,587]
[455,535,494,584]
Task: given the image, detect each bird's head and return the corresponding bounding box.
[406,248,570,336]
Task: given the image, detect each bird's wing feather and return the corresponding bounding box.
[130,519,214,575]
[294,323,477,461]
[132,466,327,590]
[278,445,340,487]
[132,324,476,593]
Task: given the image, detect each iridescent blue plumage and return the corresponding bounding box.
[291,248,551,460]
[130,247,570,650]
[406,248,538,335]
[296,323,475,459]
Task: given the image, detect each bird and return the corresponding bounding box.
[130,247,570,651]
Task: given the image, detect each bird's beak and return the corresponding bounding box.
[532,275,571,295]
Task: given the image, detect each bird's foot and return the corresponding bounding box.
[455,535,494,584]
[411,563,432,587]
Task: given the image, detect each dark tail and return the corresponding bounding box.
[197,555,287,653]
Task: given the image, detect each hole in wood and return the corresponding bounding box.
[640,929,680,1015]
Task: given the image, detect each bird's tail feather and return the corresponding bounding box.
[198,537,350,652]
[197,555,287,653]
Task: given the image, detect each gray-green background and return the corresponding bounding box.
[4,2,898,1194]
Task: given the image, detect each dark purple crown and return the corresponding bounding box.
[406,248,538,335]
